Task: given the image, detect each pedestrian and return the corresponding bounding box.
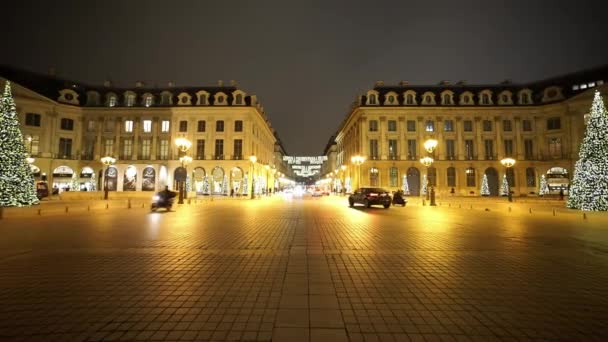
[230,188,234,197]
[559,189,564,200]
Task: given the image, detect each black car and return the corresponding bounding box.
[348,187,391,208]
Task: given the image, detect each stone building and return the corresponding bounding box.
[0,65,288,196]
[330,65,608,197]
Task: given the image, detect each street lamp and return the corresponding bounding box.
[249,155,257,199]
[500,158,516,202]
[175,138,192,204]
[179,155,192,203]
[101,156,116,200]
[265,164,270,195]
[422,139,438,206]
[420,156,436,206]
[351,155,365,190]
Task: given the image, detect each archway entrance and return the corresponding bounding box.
[406,167,420,196]
[485,167,499,196]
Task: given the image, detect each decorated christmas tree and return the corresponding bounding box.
[401,174,410,195]
[421,174,427,195]
[70,173,80,191]
[500,175,509,196]
[185,176,191,193]
[568,91,608,210]
[0,82,39,206]
[242,175,248,196]
[480,174,490,196]
[89,172,97,191]
[538,175,549,196]
[202,176,210,195]
[222,175,229,196]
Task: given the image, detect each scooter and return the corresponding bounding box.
[392,191,407,206]
[151,194,175,212]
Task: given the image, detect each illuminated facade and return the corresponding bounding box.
[1,66,288,195]
[332,65,608,196]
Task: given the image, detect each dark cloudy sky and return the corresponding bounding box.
[5,0,608,155]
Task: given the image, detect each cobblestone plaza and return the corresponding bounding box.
[1,196,608,341]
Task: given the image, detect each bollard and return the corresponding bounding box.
[141,203,145,208]
[529,208,532,214]
[106,203,109,210]
[65,206,69,214]
[448,203,451,207]
[128,199,131,209]
[553,209,556,216]
[188,198,191,205]
[87,205,90,211]
[583,213,587,220]
[422,200,426,206]
[38,209,41,215]
[470,205,473,209]
[508,207,511,212]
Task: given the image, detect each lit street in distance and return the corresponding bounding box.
[1,195,608,341]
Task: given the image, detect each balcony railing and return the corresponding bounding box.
[232,155,243,160]
[213,155,225,160]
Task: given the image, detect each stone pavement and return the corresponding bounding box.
[1,195,608,341]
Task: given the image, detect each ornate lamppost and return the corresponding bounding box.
[500,158,516,202]
[175,138,192,204]
[249,155,257,199]
[423,139,438,206]
[101,156,116,200]
[179,155,192,202]
[420,156,436,206]
[351,155,365,190]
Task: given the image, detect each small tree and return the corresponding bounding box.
[222,175,229,196]
[539,175,549,196]
[480,174,490,196]
[202,176,210,195]
[89,172,97,191]
[401,174,410,195]
[567,91,608,210]
[500,175,509,196]
[70,173,80,191]
[242,175,248,196]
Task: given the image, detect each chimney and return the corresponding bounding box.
[456,80,466,86]
[374,80,384,87]
[501,79,512,85]
[135,81,145,88]
[48,67,56,77]
[103,80,112,87]
[218,80,224,87]
[167,81,175,87]
[230,80,237,87]
[439,80,450,86]
[399,80,409,86]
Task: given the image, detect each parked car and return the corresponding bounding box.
[36,182,49,200]
[348,187,391,208]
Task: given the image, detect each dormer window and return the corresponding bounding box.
[425,95,431,103]
[502,95,508,102]
[199,94,208,105]
[481,94,490,105]
[108,96,117,107]
[369,94,377,105]
[443,94,450,104]
[235,94,243,105]
[145,95,153,107]
[218,96,224,103]
[463,96,470,104]
[522,93,530,104]
[441,91,453,105]
[406,94,414,105]
[160,92,172,105]
[126,94,135,107]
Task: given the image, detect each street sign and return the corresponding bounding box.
[174,167,187,181]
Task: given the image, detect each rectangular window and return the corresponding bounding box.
[122,138,133,159]
[447,168,456,187]
[141,139,151,159]
[522,119,532,131]
[369,120,378,132]
[524,139,534,159]
[58,138,72,158]
[216,120,224,132]
[407,140,416,160]
[25,113,41,126]
[196,139,205,160]
[25,135,40,155]
[466,168,476,187]
[547,117,561,130]
[482,120,492,132]
[548,137,562,158]
[465,140,474,159]
[446,139,455,159]
[179,120,188,132]
[235,120,243,132]
[197,120,206,132]
[104,139,113,156]
[159,140,169,160]
[463,120,473,132]
[387,120,397,132]
[407,120,416,132]
[143,120,152,133]
[60,118,74,131]
[388,139,398,159]
[369,139,378,159]
[83,138,94,160]
[124,120,134,133]
[503,120,512,132]
[215,139,224,159]
[504,139,514,157]
[105,120,114,132]
[87,120,96,132]
[233,139,243,159]
[443,120,454,132]
[425,120,434,132]
[484,140,494,159]
[161,120,170,133]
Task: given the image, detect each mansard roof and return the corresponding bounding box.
[0,64,254,107]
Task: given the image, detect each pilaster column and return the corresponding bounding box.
[494,116,502,160]
[455,116,463,160]
[514,117,523,160]
[474,116,482,160]
[379,116,386,160]
[398,117,406,160]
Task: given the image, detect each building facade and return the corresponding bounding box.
[331,65,608,197]
[1,66,288,196]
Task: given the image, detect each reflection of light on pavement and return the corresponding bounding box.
[146,213,161,239]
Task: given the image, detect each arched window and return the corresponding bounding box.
[108,95,117,107]
[447,167,456,187]
[425,95,431,103]
[144,95,153,107]
[526,167,536,187]
[370,167,379,186]
[388,95,395,104]
[466,167,476,187]
[506,168,515,187]
[369,94,377,105]
[389,167,398,187]
[463,95,470,104]
[406,94,414,105]
[443,94,450,105]
[235,94,243,105]
[482,94,490,104]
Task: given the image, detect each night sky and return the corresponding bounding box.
[5,0,608,155]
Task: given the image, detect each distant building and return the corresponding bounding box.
[1,65,288,195]
[330,65,608,196]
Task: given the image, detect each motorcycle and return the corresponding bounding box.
[392,190,407,206]
[151,192,176,212]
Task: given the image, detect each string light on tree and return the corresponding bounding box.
[500,175,509,197]
[568,90,608,210]
[539,175,549,196]
[481,174,490,196]
[401,174,410,195]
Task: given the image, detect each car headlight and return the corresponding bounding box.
[153,195,160,201]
